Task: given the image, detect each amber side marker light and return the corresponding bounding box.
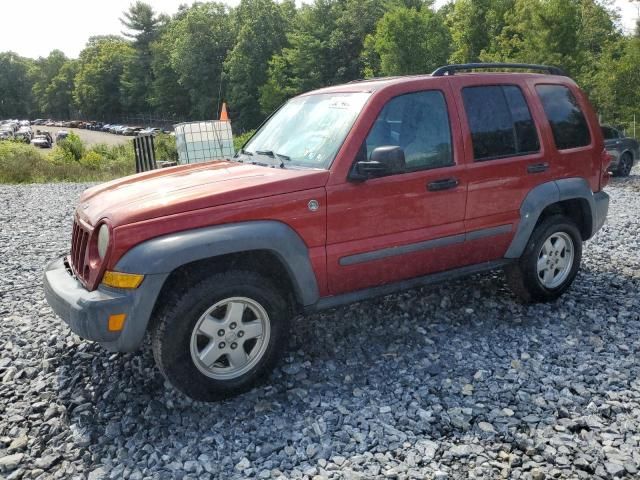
[108,314,127,332]
[102,271,144,289]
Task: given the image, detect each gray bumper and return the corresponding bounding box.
[43,257,167,352]
[592,191,609,236]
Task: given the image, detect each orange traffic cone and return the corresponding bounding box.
[220,102,229,121]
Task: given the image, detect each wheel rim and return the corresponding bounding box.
[621,155,632,176]
[190,297,271,380]
[536,232,574,289]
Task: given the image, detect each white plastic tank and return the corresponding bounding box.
[174,120,235,164]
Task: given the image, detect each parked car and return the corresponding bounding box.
[101,124,112,132]
[0,129,14,140]
[44,63,610,401]
[31,131,53,148]
[122,126,144,136]
[108,125,123,134]
[139,127,161,136]
[55,130,69,142]
[601,125,638,177]
[15,126,32,143]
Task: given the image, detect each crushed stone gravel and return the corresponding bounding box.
[1,169,639,479]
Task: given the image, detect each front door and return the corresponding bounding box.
[325,86,468,295]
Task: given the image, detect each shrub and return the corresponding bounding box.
[233,130,255,152]
[56,132,85,161]
[155,133,178,162]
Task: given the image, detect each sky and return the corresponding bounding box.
[0,0,637,59]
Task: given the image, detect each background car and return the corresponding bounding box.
[31,132,53,148]
[15,126,32,143]
[55,130,69,142]
[602,125,639,177]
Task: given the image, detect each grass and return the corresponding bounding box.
[0,130,249,184]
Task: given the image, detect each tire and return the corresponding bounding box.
[151,270,290,401]
[617,152,633,177]
[506,215,582,303]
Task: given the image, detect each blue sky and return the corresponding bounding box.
[0,0,637,59]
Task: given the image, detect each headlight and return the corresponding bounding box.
[97,224,110,260]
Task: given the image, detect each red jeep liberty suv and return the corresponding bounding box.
[44,64,610,401]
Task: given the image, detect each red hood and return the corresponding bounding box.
[77,160,329,227]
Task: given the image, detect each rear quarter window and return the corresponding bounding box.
[536,84,591,150]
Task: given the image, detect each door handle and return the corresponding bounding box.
[527,163,549,174]
[427,178,459,191]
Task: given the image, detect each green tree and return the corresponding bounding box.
[120,1,166,112]
[224,0,289,130]
[0,52,33,118]
[73,36,136,119]
[446,0,514,63]
[363,5,451,76]
[31,50,76,118]
[260,0,388,113]
[159,3,234,119]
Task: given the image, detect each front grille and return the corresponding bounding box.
[70,219,91,283]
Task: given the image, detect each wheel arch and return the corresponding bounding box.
[115,221,321,309]
[505,178,599,259]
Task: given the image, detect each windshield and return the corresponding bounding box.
[240,92,371,169]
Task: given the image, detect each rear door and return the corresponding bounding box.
[450,77,551,262]
[325,82,469,295]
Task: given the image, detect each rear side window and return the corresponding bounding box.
[462,85,540,161]
[536,84,591,150]
[601,126,618,140]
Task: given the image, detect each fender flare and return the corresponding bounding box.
[115,220,321,306]
[505,178,600,259]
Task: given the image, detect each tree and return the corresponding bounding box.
[73,36,136,119]
[223,0,289,130]
[158,3,234,119]
[363,5,451,76]
[0,52,33,118]
[120,2,166,112]
[31,50,77,118]
[260,0,388,113]
[446,0,514,63]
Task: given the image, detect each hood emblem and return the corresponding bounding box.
[308,199,319,212]
[82,203,90,210]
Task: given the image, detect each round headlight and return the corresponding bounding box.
[97,224,110,260]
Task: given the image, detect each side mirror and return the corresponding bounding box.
[349,146,406,181]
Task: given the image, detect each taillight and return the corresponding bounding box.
[600,148,612,189]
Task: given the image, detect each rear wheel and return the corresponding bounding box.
[618,152,633,177]
[151,270,290,401]
[506,215,582,303]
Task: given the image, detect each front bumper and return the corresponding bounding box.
[43,257,167,352]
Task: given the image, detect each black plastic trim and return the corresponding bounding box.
[432,63,567,77]
[307,260,512,313]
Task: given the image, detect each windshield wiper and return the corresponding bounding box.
[256,150,290,168]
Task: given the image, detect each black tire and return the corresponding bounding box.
[505,215,582,303]
[617,152,633,177]
[151,270,290,401]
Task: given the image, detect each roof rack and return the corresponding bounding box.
[431,63,567,77]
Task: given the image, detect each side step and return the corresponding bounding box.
[306,259,513,313]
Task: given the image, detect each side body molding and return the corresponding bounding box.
[115,221,321,306]
[505,178,602,259]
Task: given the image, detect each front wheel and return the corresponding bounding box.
[151,270,290,401]
[506,215,582,303]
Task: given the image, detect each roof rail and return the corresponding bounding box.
[431,63,567,77]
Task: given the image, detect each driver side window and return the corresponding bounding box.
[364,90,454,173]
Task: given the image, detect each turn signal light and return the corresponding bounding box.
[102,271,144,289]
[108,314,127,332]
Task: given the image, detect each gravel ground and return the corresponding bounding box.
[36,127,130,147]
[1,170,639,480]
